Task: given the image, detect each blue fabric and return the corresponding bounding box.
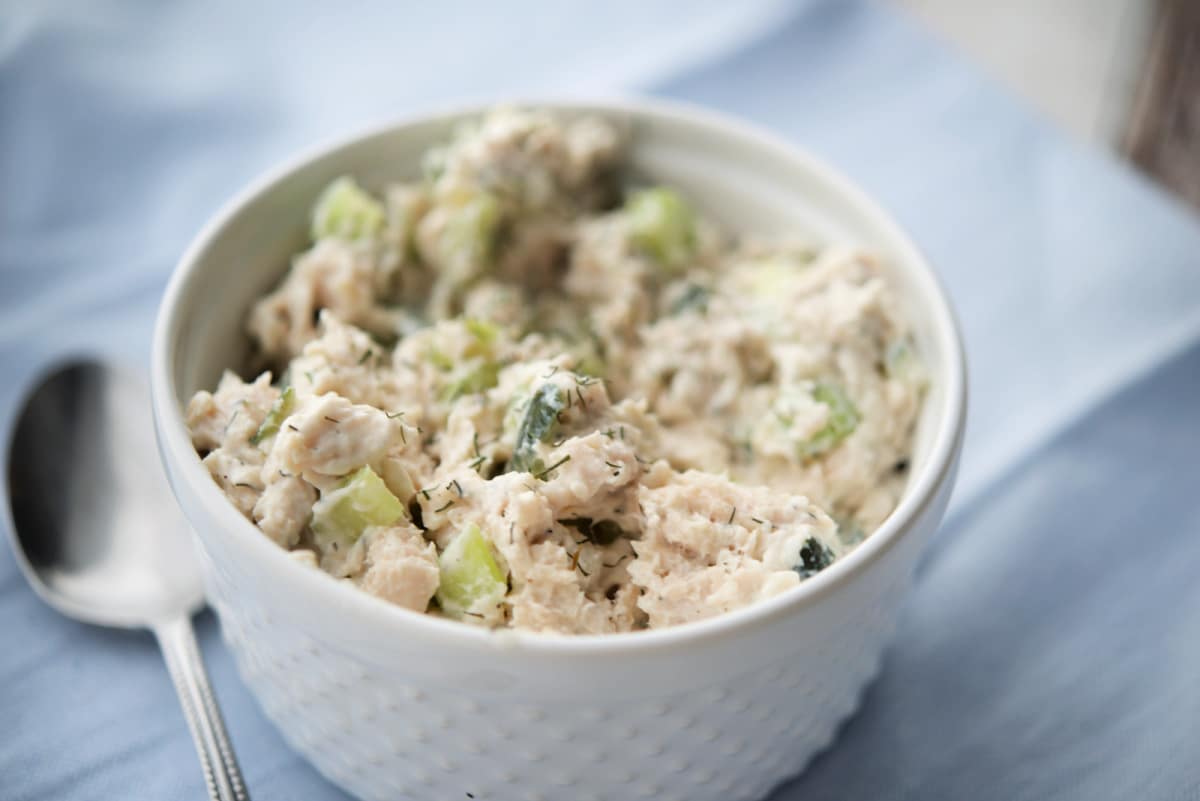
[3,1,1199,799]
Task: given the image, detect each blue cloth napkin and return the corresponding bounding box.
[3,1,1199,799]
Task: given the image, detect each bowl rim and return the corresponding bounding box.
[151,95,967,656]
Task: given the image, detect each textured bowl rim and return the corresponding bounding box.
[151,95,967,656]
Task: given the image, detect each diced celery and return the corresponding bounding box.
[311,177,385,242]
[462,318,500,361]
[436,523,507,619]
[508,383,566,474]
[426,347,455,372]
[442,191,503,283]
[626,187,696,270]
[800,383,861,458]
[440,360,501,402]
[250,386,294,444]
[311,466,406,551]
[571,344,606,379]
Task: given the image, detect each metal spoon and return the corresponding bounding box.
[3,360,249,801]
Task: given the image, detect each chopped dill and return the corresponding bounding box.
[449,479,464,497]
[433,500,455,513]
[509,384,567,473]
[727,507,736,524]
[795,537,836,578]
[535,454,571,480]
[323,416,340,424]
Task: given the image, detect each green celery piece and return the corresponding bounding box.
[426,346,455,372]
[464,318,499,347]
[311,176,385,241]
[626,187,697,271]
[250,387,294,444]
[311,466,406,551]
[800,383,861,458]
[508,384,566,474]
[436,523,507,619]
[571,344,606,379]
[440,360,501,402]
[443,191,502,283]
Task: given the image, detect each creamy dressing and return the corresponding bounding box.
[186,109,924,633]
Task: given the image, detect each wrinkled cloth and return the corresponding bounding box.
[2,1,1199,799]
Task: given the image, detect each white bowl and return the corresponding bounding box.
[152,98,966,801]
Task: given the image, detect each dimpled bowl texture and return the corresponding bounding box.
[152,98,966,801]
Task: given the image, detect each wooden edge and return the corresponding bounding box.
[1123,0,1200,210]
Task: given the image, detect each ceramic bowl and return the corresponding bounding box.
[151,98,966,801]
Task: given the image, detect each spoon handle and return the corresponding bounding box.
[156,616,250,801]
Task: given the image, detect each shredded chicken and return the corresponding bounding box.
[187,109,924,633]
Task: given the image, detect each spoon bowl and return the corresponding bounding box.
[4,359,248,801]
[6,360,204,627]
